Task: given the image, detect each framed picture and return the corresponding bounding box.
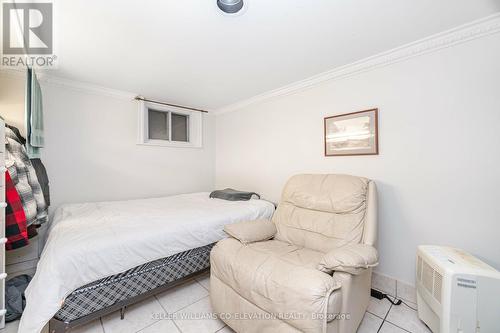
[324,108,378,156]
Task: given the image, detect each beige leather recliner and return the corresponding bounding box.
[210,174,378,333]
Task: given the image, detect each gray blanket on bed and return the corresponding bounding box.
[209,188,260,201]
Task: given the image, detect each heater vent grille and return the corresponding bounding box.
[433,272,443,302]
[422,261,434,292]
[418,255,443,304]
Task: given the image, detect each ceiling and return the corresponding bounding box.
[48,0,500,110]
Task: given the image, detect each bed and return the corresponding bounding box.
[19,192,275,333]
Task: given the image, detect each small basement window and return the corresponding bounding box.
[138,101,202,147]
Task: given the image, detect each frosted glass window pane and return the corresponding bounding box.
[148,109,169,140]
[171,113,189,142]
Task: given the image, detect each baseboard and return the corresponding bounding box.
[372,271,416,304]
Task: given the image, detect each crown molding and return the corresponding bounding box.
[216,13,500,115]
[38,74,137,100]
[0,68,137,101]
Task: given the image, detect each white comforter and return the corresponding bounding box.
[20,192,275,333]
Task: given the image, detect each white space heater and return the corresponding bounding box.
[416,245,500,333]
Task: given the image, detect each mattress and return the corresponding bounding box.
[21,192,275,333]
[55,243,214,322]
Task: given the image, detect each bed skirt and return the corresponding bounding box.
[54,243,215,322]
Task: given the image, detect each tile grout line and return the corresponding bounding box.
[377,301,393,333]
[384,321,413,333]
[170,295,220,333]
[194,275,210,291]
[366,309,386,320]
[153,295,183,333]
[382,312,415,333]
[172,294,210,314]
[153,290,213,332]
[215,325,229,333]
[381,295,415,333]
[195,279,209,291]
[171,321,183,333]
[133,319,162,333]
[366,297,393,320]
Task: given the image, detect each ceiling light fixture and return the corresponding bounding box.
[217,0,244,14]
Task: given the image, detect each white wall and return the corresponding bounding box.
[0,74,25,134]
[41,83,216,210]
[215,33,500,284]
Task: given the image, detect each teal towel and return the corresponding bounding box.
[26,69,44,158]
[30,74,44,147]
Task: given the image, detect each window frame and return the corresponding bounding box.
[137,100,202,148]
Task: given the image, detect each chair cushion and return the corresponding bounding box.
[210,238,340,332]
[280,174,369,213]
[273,174,369,253]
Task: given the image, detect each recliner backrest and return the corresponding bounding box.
[272,174,377,253]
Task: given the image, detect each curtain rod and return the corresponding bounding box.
[134,96,209,113]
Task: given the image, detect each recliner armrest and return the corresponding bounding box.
[317,244,378,275]
[223,219,276,244]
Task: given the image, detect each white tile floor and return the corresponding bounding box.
[1,272,431,333]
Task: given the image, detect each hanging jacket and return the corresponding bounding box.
[5,124,50,206]
[5,127,47,226]
[5,170,29,250]
[6,124,26,144]
[30,158,50,207]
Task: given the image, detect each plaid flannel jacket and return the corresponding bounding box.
[5,170,29,250]
[5,127,47,226]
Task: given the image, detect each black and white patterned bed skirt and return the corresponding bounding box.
[54,243,215,322]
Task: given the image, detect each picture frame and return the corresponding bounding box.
[324,108,379,156]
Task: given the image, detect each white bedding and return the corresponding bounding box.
[20,192,275,333]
